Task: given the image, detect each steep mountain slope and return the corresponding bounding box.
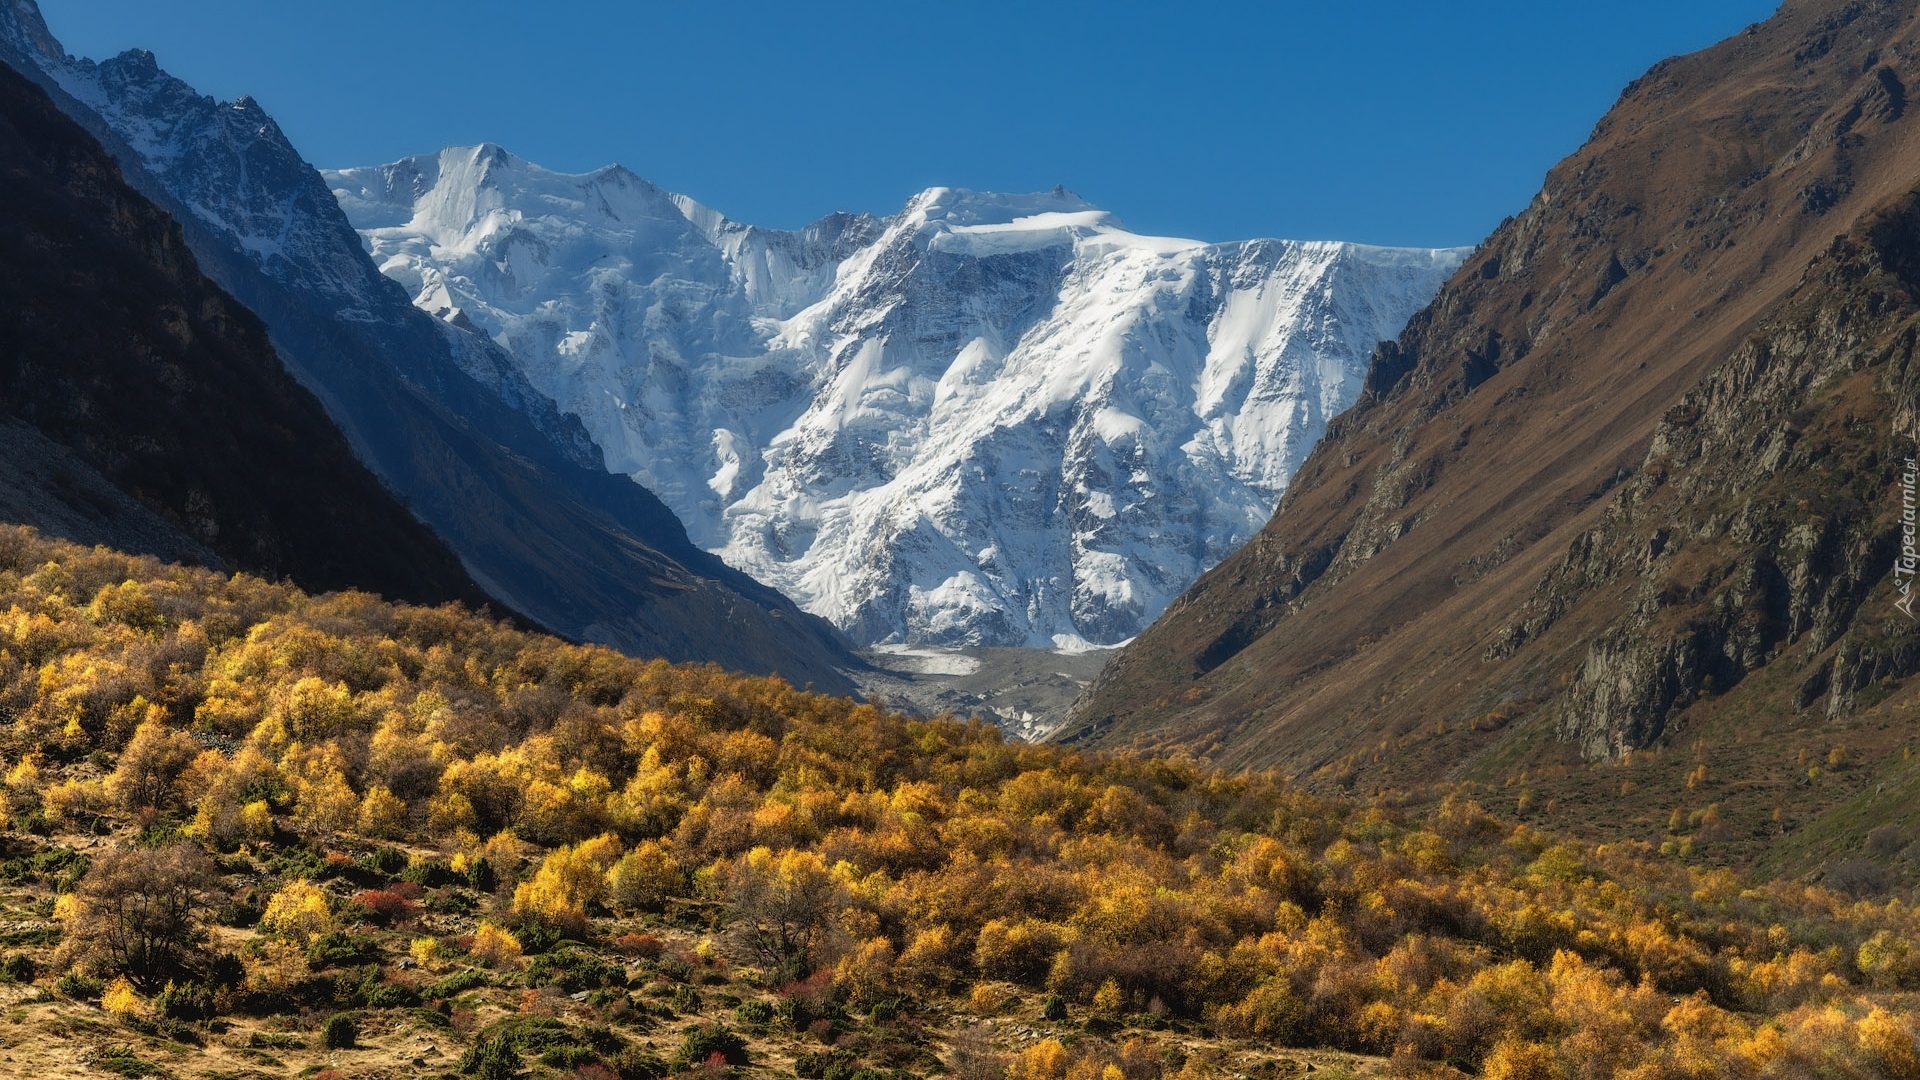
[0,0,855,690]
[326,150,1463,648]
[1066,0,1920,802]
[0,58,482,604]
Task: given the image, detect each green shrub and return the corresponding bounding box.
[611,1047,668,1080]
[540,1043,600,1069]
[0,953,36,982]
[465,856,496,894]
[459,1036,521,1080]
[458,1015,612,1078]
[359,847,409,878]
[258,846,324,879]
[526,948,621,992]
[307,931,380,969]
[734,998,774,1025]
[1041,994,1067,1021]
[94,1046,161,1077]
[0,844,85,885]
[400,857,458,888]
[154,980,216,1021]
[672,1024,747,1069]
[795,1048,860,1080]
[427,968,488,998]
[514,919,563,955]
[321,1012,357,1049]
[57,972,103,999]
[215,889,265,928]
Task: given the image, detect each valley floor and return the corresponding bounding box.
[851,647,1116,742]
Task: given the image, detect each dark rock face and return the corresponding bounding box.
[0,1,857,690]
[1521,205,1920,757]
[0,59,483,604]
[1064,0,1920,781]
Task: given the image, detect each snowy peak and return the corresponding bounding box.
[328,145,1468,650]
[906,184,1105,227]
[0,0,58,66]
[0,1,859,685]
[891,185,1141,260]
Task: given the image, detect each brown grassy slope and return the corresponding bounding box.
[1063,2,1920,792]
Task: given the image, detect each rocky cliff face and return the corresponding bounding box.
[327,149,1463,649]
[0,59,483,603]
[1065,0,1920,788]
[0,0,857,690]
[1539,195,1920,759]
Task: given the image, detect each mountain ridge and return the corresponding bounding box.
[1062,0,1920,821]
[0,56,484,605]
[0,0,859,692]
[326,145,1465,651]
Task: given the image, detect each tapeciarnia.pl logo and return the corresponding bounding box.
[1899,456,1919,620]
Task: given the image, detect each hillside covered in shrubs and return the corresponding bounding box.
[1,525,1919,1079]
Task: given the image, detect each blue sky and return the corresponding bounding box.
[40,1,1778,247]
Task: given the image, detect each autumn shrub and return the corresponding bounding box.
[613,932,665,959]
[101,975,143,1017]
[15,526,1920,1079]
[352,888,418,925]
[470,921,523,966]
[258,879,332,945]
[1221,976,1313,1045]
[56,842,221,981]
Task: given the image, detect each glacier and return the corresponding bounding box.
[327,146,1467,648]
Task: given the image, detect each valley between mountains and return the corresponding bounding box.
[7,0,1920,1078]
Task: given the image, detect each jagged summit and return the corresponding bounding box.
[326,146,1465,650]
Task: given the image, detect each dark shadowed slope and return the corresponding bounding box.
[0,59,484,604]
[0,0,858,692]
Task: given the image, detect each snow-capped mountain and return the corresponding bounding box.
[329,147,1467,648]
[0,0,858,689]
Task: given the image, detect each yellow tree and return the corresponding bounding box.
[725,846,836,975]
[104,712,201,812]
[260,879,333,946]
[513,833,623,927]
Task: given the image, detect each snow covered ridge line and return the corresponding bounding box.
[325,145,1469,649]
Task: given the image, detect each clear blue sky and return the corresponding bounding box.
[38,1,1778,247]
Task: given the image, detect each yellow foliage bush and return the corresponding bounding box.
[8,526,1920,1079]
[100,975,143,1017]
[260,879,332,945]
[1012,1039,1070,1080]
[470,921,523,967]
[606,839,684,912]
[512,832,623,924]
